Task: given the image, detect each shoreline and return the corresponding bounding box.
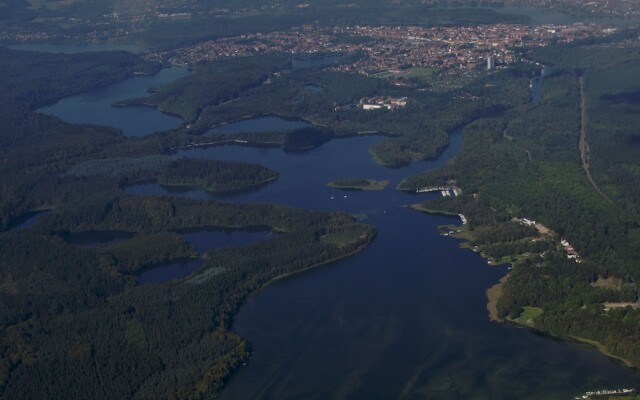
[487,274,509,322]
[569,336,635,368]
[264,236,375,288]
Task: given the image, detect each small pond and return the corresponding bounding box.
[138,228,276,284]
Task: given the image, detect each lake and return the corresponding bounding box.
[126,126,462,208]
[39,67,189,137]
[66,51,640,399]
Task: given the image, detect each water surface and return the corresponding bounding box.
[531,64,555,103]
[7,42,144,53]
[39,67,188,136]
[138,258,203,285]
[489,6,640,25]
[9,210,51,231]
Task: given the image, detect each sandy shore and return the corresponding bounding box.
[487,274,509,322]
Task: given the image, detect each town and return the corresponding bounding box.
[1,0,637,46]
[142,22,616,75]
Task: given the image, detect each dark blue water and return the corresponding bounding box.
[138,258,204,285]
[127,123,462,207]
[9,210,51,231]
[531,64,555,103]
[67,71,640,398]
[483,6,640,25]
[207,116,313,136]
[7,43,144,53]
[139,228,276,284]
[39,67,188,136]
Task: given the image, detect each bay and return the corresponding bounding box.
[39,67,189,136]
[9,210,51,231]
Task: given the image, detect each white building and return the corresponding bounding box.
[487,55,495,70]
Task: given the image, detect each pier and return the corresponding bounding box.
[575,388,634,399]
[416,186,462,197]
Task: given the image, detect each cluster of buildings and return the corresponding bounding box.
[561,238,581,262]
[144,22,615,74]
[359,96,408,110]
[416,185,462,196]
[143,25,358,65]
[327,23,612,74]
[515,217,582,262]
[513,218,582,263]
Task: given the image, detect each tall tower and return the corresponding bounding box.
[487,55,495,70]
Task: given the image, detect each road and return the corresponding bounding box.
[578,76,612,202]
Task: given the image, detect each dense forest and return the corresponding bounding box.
[0,197,375,398]
[67,156,279,193]
[0,47,376,398]
[401,35,640,367]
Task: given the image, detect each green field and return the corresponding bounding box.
[512,306,543,326]
[403,66,439,78]
[327,179,390,191]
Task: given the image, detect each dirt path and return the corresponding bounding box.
[578,76,612,202]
